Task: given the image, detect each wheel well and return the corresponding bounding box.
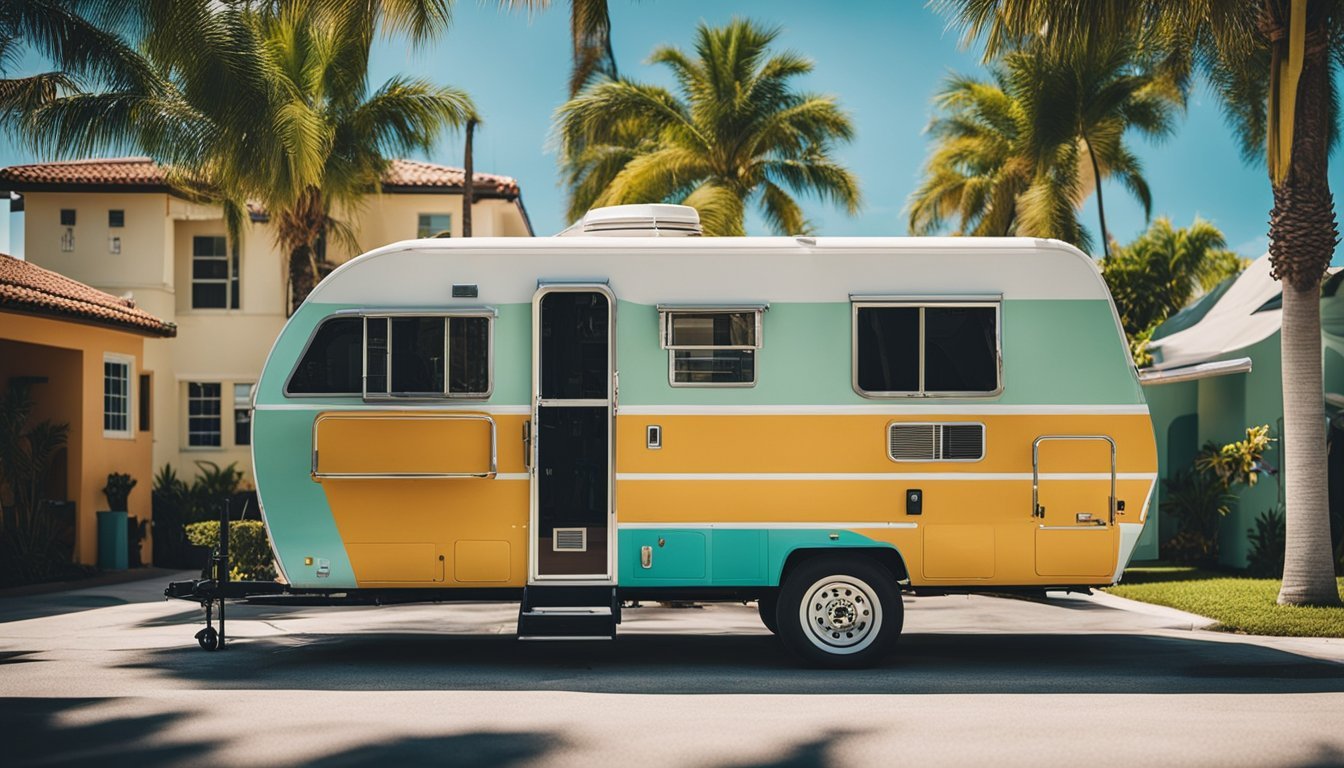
[778,546,909,588]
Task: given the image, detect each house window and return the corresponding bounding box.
[103,355,133,438]
[187,382,222,447]
[234,383,253,446]
[659,306,764,387]
[109,209,124,227]
[191,235,239,309]
[138,373,152,432]
[60,209,76,226]
[417,213,451,238]
[853,301,1000,397]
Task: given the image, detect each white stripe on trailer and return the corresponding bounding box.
[616,472,1158,482]
[617,521,921,530]
[615,404,1150,416]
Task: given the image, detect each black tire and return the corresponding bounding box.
[775,555,901,668]
[757,593,779,634]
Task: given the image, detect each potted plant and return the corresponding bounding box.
[99,472,137,570]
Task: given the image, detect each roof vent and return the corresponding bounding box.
[558,203,702,237]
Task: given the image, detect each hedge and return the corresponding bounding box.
[184,520,277,581]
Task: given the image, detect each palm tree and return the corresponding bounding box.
[909,37,1181,255]
[6,1,473,313]
[555,18,860,236]
[907,71,1033,241]
[248,5,474,310]
[938,0,1343,606]
[1102,217,1244,351]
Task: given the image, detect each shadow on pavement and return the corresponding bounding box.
[102,629,1344,696]
[2,697,559,768]
[3,697,855,768]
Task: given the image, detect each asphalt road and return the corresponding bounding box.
[2,573,1343,767]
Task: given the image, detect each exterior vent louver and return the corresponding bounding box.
[888,423,984,462]
[552,528,588,552]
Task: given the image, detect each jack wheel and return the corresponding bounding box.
[196,626,219,651]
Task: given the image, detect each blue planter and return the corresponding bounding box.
[97,510,128,570]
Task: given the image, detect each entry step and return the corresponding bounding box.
[517,586,619,640]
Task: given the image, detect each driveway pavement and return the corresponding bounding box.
[1,573,1342,767]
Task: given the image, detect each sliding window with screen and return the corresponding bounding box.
[852,297,1001,398]
[658,304,766,387]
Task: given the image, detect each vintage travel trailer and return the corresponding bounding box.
[168,204,1157,667]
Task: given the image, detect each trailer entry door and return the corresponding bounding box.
[1032,435,1119,579]
[530,285,614,581]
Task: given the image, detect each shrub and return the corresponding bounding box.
[102,472,137,511]
[1161,425,1272,565]
[185,520,276,581]
[1246,507,1286,578]
[0,382,73,587]
[189,460,244,523]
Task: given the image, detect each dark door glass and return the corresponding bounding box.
[540,292,609,400]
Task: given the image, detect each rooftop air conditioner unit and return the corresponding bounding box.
[557,203,702,237]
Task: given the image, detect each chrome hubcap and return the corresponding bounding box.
[801,576,882,653]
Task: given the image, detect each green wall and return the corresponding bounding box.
[1140,332,1286,568]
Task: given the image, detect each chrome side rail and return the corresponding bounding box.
[1031,434,1117,524]
[311,412,498,480]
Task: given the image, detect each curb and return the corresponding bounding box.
[1085,588,1220,630]
[0,567,180,600]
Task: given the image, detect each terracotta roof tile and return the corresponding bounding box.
[0,157,520,197]
[381,158,520,197]
[0,254,176,337]
[0,157,167,188]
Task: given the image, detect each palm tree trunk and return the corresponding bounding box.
[462,117,476,238]
[1279,282,1339,603]
[1084,137,1109,258]
[288,244,316,316]
[1271,25,1342,606]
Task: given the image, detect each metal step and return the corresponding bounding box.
[517,586,619,639]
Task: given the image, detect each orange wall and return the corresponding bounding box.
[0,311,156,565]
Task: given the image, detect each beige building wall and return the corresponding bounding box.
[20,188,530,488]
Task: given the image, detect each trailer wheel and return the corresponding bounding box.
[776,556,900,668]
[757,593,779,634]
[196,626,219,651]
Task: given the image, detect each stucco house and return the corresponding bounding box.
[0,156,532,484]
[1136,253,1344,566]
[1,253,176,566]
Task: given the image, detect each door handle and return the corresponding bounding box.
[522,420,532,470]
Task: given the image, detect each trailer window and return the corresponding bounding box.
[364,314,492,399]
[286,317,363,394]
[853,303,999,397]
[659,307,764,387]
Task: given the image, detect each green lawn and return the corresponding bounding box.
[1106,567,1344,637]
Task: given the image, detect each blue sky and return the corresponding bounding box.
[2,1,1338,261]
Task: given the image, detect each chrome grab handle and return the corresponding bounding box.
[1031,434,1117,525]
[522,419,532,471]
[311,412,498,480]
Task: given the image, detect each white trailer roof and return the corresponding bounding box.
[307,236,1115,306]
